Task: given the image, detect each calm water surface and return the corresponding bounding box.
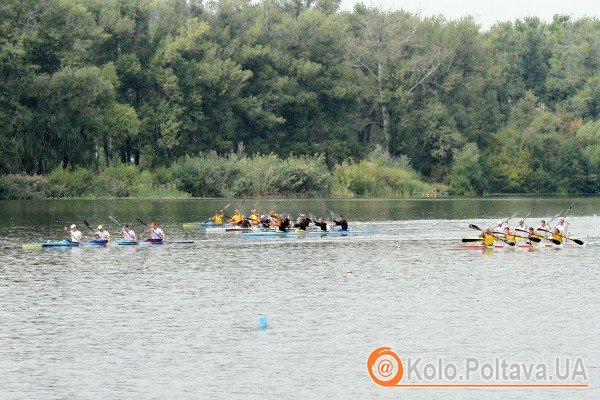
[0,197,598,399]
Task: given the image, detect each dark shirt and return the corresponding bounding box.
[294,218,311,231]
[312,219,328,231]
[334,218,348,231]
[278,218,290,232]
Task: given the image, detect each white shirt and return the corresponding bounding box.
[122,229,136,241]
[70,230,83,242]
[150,227,165,240]
[515,223,528,233]
[493,225,505,234]
[95,230,110,240]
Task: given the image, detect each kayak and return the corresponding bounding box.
[22,239,109,249]
[205,226,254,234]
[457,243,507,250]
[182,221,219,229]
[240,229,375,238]
[115,240,195,246]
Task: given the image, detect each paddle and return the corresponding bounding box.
[537,228,584,245]
[547,205,572,225]
[516,228,561,245]
[511,228,542,243]
[468,224,515,246]
[82,219,96,234]
[462,238,483,242]
[49,212,77,242]
[49,212,65,226]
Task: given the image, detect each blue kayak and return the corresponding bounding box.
[240,229,376,238]
[115,240,195,246]
[182,221,219,229]
[22,239,109,248]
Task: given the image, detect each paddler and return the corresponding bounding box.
[555,219,569,237]
[210,210,225,225]
[526,227,537,245]
[493,220,506,234]
[479,227,495,246]
[259,214,271,228]
[249,209,260,225]
[535,220,550,237]
[64,224,84,243]
[293,214,311,231]
[333,214,348,231]
[503,227,516,243]
[121,223,137,241]
[228,209,245,226]
[278,214,291,232]
[269,211,280,226]
[551,227,562,245]
[312,217,328,231]
[147,220,166,243]
[515,219,528,233]
[93,225,111,242]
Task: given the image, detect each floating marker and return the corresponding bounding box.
[257,314,268,331]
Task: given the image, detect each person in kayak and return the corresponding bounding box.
[535,220,550,237]
[93,225,111,242]
[147,220,166,243]
[269,211,280,226]
[333,215,348,231]
[249,209,260,226]
[120,223,137,241]
[555,219,569,239]
[502,227,516,243]
[312,217,328,231]
[228,209,245,225]
[551,227,563,245]
[210,210,225,225]
[493,220,506,234]
[515,219,528,233]
[64,224,83,243]
[479,227,495,246]
[526,227,538,245]
[278,215,291,232]
[259,214,271,229]
[293,214,311,231]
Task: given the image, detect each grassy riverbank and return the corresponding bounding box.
[0,152,439,199]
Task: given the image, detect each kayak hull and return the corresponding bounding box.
[240,229,375,238]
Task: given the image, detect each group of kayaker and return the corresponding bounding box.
[480,218,570,245]
[63,221,165,244]
[209,208,348,232]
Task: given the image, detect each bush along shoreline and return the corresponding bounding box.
[0,152,441,199]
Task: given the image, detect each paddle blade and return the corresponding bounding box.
[468,224,482,231]
[572,238,584,245]
[548,238,561,245]
[462,238,483,242]
[506,241,516,246]
[528,237,541,243]
[22,243,42,249]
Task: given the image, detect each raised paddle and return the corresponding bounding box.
[537,228,584,245]
[50,212,79,242]
[522,207,535,222]
[82,219,96,234]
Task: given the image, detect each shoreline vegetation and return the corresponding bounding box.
[0,150,442,199]
[1,1,599,197]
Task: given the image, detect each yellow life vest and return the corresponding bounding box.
[483,233,495,246]
[505,234,516,243]
[249,213,259,222]
[214,215,223,225]
[552,233,562,244]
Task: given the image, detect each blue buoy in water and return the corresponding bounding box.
[257,314,268,331]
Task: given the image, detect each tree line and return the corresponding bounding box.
[1,0,598,194]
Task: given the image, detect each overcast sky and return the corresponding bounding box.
[339,0,600,29]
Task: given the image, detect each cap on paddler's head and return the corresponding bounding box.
[124,223,129,228]
[97,225,103,230]
[497,220,502,226]
[70,224,76,229]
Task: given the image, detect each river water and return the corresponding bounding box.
[0,197,598,399]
